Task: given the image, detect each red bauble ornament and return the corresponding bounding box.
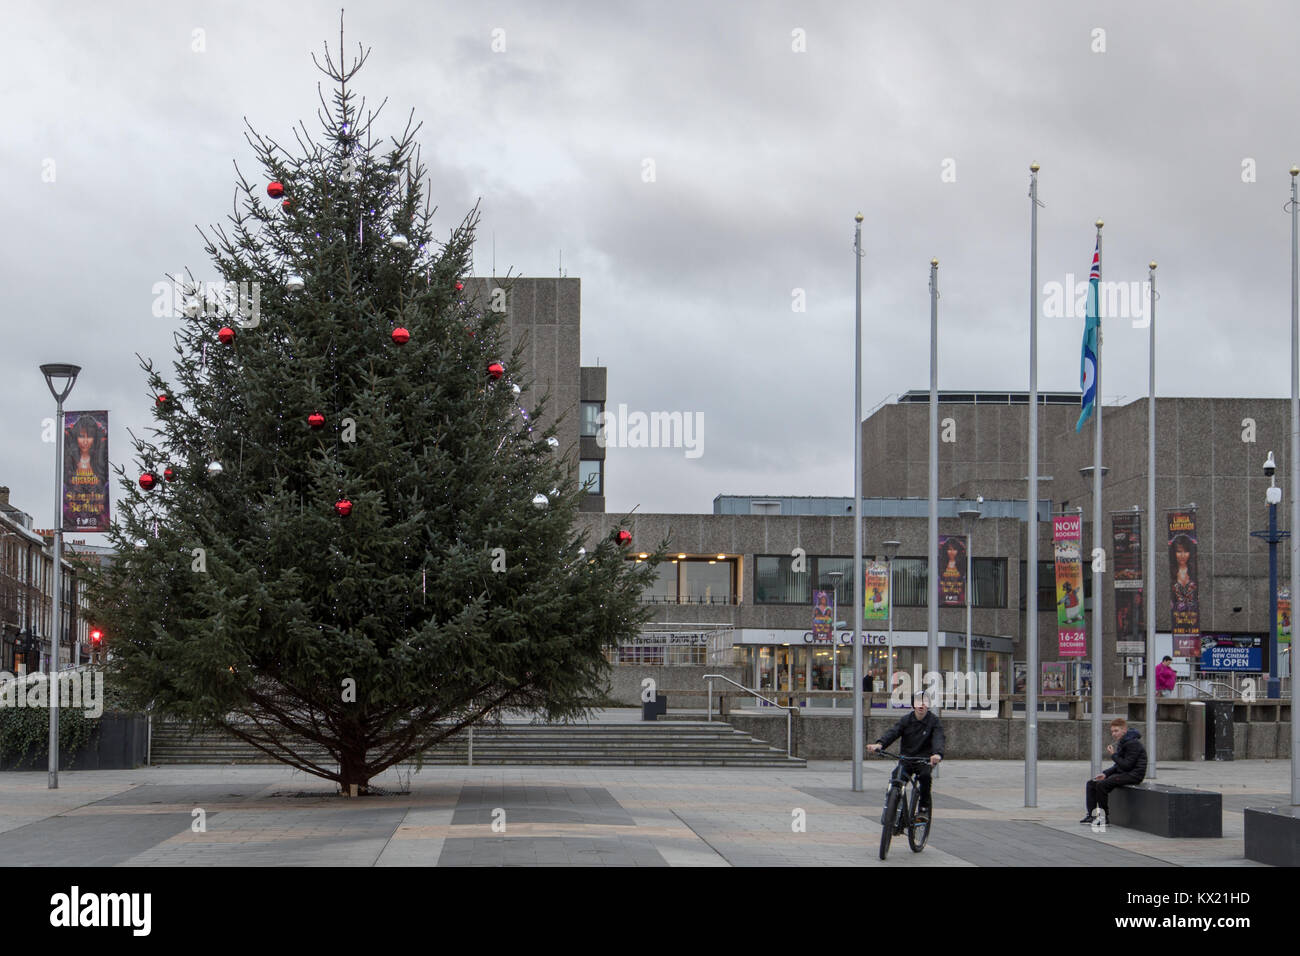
[218,326,235,344]
[488,362,505,380]
[455,281,464,292]
[334,499,353,517]
[155,394,169,407]
[391,327,410,345]
[267,181,284,198]
[616,529,632,547]
[139,472,157,491]
[281,198,291,211]
[308,412,325,429]
[163,467,176,482]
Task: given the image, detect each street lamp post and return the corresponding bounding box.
[1252,452,1287,699]
[959,498,983,708]
[40,362,79,791]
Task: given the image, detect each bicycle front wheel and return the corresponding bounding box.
[908,781,930,852]
[879,789,901,860]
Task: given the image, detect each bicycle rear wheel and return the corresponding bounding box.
[879,789,901,860]
[907,780,930,852]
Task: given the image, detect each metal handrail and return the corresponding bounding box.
[1174,680,1241,699]
[702,673,796,757]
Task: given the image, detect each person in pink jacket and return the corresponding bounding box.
[1155,656,1177,697]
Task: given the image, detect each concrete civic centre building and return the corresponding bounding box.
[491,268,1292,709]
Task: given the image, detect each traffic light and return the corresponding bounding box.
[90,628,103,649]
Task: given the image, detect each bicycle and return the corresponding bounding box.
[872,750,934,860]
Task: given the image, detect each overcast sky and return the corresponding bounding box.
[4,0,1300,533]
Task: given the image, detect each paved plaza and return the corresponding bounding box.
[0,758,1290,866]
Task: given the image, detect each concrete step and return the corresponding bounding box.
[148,720,805,768]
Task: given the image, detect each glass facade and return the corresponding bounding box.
[680,560,732,604]
[634,558,736,605]
[755,555,1006,608]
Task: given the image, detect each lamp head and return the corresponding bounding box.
[40,363,81,403]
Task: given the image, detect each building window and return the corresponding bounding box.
[815,557,854,608]
[880,557,1007,608]
[1020,560,1091,611]
[580,402,604,438]
[642,562,678,603]
[680,559,733,604]
[755,555,812,604]
[635,558,735,604]
[579,460,603,495]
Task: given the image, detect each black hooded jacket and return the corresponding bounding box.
[1103,728,1147,781]
[876,710,945,759]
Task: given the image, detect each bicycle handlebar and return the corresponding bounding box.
[869,749,933,762]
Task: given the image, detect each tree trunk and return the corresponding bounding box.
[338,744,370,796]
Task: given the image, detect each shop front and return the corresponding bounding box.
[731,628,1014,709]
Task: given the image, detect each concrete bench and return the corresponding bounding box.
[1243,806,1300,867]
[1108,783,1222,838]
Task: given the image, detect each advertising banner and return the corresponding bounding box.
[864,562,890,621]
[1111,512,1145,643]
[1053,514,1086,656]
[811,590,833,642]
[61,410,110,532]
[1279,587,1291,647]
[1199,633,1263,672]
[937,534,967,607]
[1042,661,1069,695]
[1167,510,1200,657]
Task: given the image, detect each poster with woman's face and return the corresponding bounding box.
[62,410,110,532]
[811,589,833,642]
[937,534,967,607]
[1166,511,1199,656]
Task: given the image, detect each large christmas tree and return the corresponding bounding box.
[89,35,655,794]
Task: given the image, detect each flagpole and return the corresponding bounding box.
[1146,260,1158,780]
[853,212,865,793]
[1290,167,1299,806]
[1091,219,1105,778]
[928,258,940,688]
[1026,163,1041,806]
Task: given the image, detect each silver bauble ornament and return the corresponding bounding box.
[532,493,549,510]
[286,275,305,292]
[207,461,224,476]
[389,234,410,250]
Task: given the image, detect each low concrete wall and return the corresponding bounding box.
[606,665,746,706]
[722,711,1287,761]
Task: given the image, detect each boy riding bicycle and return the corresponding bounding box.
[867,692,945,822]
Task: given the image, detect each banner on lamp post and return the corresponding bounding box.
[864,561,889,621]
[1279,587,1291,647]
[1167,510,1200,658]
[1111,512,1145,645]
[1054,515,1087,656]
[811,590,833,643]
[61,410,110,532]
[937,534,967,607]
